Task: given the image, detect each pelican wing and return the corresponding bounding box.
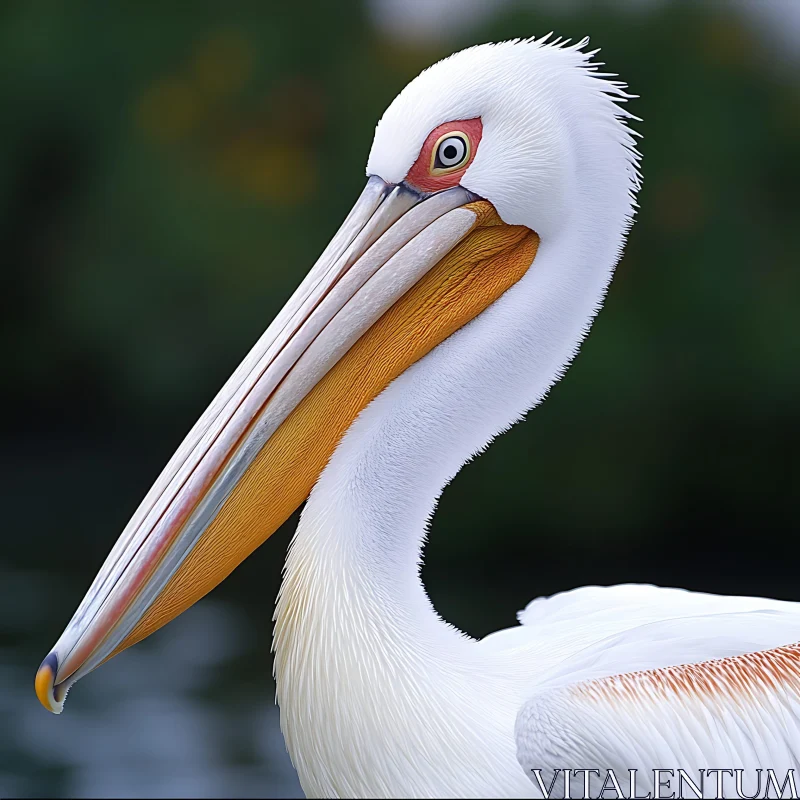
[510,587,800,796]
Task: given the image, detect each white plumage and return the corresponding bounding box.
[36,34,800,800]
[273,36,800,798]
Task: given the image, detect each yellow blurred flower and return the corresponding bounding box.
[136,77,201,143]
[216,134,318,205]
[192,28,254,98]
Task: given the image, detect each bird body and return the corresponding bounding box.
[275,367,800,797]
[36,35,800,800]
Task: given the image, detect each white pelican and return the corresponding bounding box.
[36,36,800,799]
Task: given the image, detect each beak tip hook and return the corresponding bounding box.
[35,652,64,714]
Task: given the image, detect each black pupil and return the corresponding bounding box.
[443,144,458,161]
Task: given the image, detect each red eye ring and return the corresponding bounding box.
[405,118,483,194]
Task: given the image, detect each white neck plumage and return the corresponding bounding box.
[272,220,622,800]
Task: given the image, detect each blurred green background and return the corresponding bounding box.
[1,0,798,796]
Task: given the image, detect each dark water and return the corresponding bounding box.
[0,577,302,798]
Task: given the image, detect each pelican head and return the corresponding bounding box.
[368,36,637,240]
[36,35,640,721]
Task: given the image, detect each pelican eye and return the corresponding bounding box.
[431,132,470,175]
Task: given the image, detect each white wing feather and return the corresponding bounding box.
[481,584,800,797]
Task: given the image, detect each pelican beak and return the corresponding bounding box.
[36,176,539,713]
